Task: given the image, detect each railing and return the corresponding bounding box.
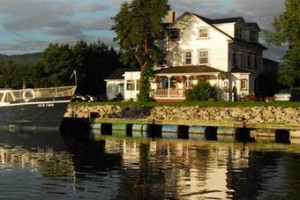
[152,88,186,98]
[12,86,76,100]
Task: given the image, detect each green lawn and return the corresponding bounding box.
[70,100,300,108]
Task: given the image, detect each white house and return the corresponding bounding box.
[105,68,140,101]
[106,11,270,102]
[123,71,140,101]
[151,11,267,102]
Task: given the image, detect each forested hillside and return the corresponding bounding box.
[0,40,123,96]
[0,53,42,66]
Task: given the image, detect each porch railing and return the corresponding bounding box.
[152,88,186,98]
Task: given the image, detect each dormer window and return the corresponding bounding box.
[235,28,243,39]
[168,28,180,41]
[250,31,258,43]
[199,27,209,38]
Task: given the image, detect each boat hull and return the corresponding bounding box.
[0,96,71,130]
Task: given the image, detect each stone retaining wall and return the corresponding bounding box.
[65,105,300,124]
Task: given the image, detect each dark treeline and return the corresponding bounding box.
[0,40,123,96]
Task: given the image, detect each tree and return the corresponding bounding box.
[113,0,170,102]
[72,40,122,95]
[40,43,75,87]
[35,40,121,95]
[0,60,31,88]
[265,0,300,88]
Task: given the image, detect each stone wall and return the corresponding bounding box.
[65,105,300,124]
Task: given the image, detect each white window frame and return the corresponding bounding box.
[168,28,180,41]
[126,80,136,91]
[240,79,248,91]
[184,51,192,65]
[199,49,209,65]
[198,27,209,39]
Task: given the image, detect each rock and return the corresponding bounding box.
[65,105,300,125]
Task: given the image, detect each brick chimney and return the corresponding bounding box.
[167,11,175,23]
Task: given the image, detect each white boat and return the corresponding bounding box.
[0,86,76,130]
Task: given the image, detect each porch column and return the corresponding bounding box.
[216,73,220,100]
[185,75,191,89]
[167,75,172,98]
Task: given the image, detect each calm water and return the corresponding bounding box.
[1,130,300,200]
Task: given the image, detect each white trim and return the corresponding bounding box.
[184,50,193,65]
[198,27,210,39]
[199,49,210,65]
[0,100,70,107]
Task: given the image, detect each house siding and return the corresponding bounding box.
[167,14,230,72]
[124,71,140,101]
[105,12,274,102]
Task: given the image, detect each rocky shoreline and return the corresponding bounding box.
[64,105,300,124]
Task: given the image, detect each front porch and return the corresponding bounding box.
[150,71,229,101]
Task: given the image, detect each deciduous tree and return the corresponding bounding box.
[265,0,300,88]
[113,0,169,101]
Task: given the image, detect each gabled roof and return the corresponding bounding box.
[210,17,243,24]
[184,12,235,40]
[154,65,224,75]
[246,22,261,31]
[176,12,262,42]
[105,68,139,80]
[192,13,242,25]
[232,39,267,50]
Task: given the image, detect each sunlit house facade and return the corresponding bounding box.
[106,12,268,101]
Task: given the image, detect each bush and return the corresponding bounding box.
[185,82,217,101]
[137,63,154,102]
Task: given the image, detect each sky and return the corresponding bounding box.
[0,0,286,61]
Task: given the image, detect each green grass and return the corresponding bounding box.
[70,100,300,108]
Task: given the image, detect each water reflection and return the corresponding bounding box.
[79,136,300,200]
[0,130,76,199]
[1,129,300,199]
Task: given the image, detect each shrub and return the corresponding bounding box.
[185,82,217,101]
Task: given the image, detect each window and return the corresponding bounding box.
[240,79,248,90]
[247,54,252,69]
[235,28,242,39]
[250,31,257,43]
[232,52,237,65]
[169,28,180,41]
[199,28,209,38]
[126,80,135,91]
[185,51,192,65]
[254,56,258,69]
[199,50,209,64]
[136,80,140,91]
[107,84,114,93]
[240,53,246,68]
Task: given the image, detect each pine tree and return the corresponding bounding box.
[113,0,170,101]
